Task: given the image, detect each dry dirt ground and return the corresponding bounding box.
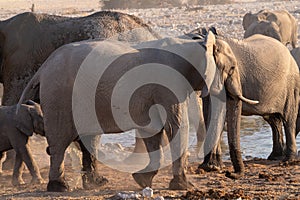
[0,0,300,199]
[0,159,300,199]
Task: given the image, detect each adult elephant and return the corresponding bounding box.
[290,47,300,137]
[243,10,298,48]
[193,29,299,178]
[17,32,257,191]
[0,11,159,106]
[0,10,159,170]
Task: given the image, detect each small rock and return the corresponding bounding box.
[142,187,153,198]
[114,192,140,200]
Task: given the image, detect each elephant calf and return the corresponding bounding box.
[243,9,298,48]
[0,100,44,186]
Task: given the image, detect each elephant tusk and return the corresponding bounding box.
[238,95,259,105]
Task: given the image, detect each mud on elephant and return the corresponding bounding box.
[0,100,44,186]
[243,9,298,48]
[17,31,259,192]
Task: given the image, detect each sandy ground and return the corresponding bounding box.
[0,159,300,199]
[0,0,300,199]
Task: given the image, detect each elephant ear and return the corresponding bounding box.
[268,21,282,42]
[242,12,256,31]
[14,106,34,136]
[204,31,216,55]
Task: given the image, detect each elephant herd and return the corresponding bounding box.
[0,9,299,192]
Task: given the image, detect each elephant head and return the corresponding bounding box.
[244,20,282,42]
[15,100,44,136]
[242,10,269,31]
[242,12,259,30]
[205,33,259,105]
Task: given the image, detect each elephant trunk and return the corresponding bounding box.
[225,73,259,105]
[225,98,244,179]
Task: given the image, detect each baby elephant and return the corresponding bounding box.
[0,100,44,186]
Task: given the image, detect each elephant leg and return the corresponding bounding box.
[132,129,163,188]
[9,132,44,185]
[132,132,147,154]
[167,103,193,190]
[283,120,298,161]
[0,152,6,174]
[78,136,108,190]
[47,150,69,192]
[192,97,206,157]
[17,145,44,185]
[123,131,148,165]
[12,153,25,186]
[283,101,298,161]
[199,95,224,171]
[225,98,244,179]
[2,150,15,170]
[263,114,285,160]
[46,133,71,192]
[199,139,224,171]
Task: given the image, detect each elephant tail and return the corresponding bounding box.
[16,69,41,114]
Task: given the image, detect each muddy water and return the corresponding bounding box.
[27,114,300,173]
[100,116,300,160]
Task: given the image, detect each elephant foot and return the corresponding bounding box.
[267,151,284,160]
[31,176,45,185]
[132,170,157,188]
[225,171,244,180]
[198,162,224,172]
[282,153,297,162]
[198,157,225,172]
[12,178,25,186]
[169,175,194,190]
[47,179,69,192]
[82,172,108,190]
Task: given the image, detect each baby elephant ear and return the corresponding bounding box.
[14,106,34,136]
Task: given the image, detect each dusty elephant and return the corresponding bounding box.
[262,47,300,160]
[0,11,159,106]
[192,29,299,178]
[0,10,159,170]
[243,10,298,48]
[17,32,258,191]
[0,100,44,186]
[290,47,300,138]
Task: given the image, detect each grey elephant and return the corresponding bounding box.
[0,11,159,106]
[243,10,298,48]
[291,48,300,140]
[0,10,159,171]
[17,32,257,192]
[0,100,44,186]
[291,47,300,68]
[191,28,299,178]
